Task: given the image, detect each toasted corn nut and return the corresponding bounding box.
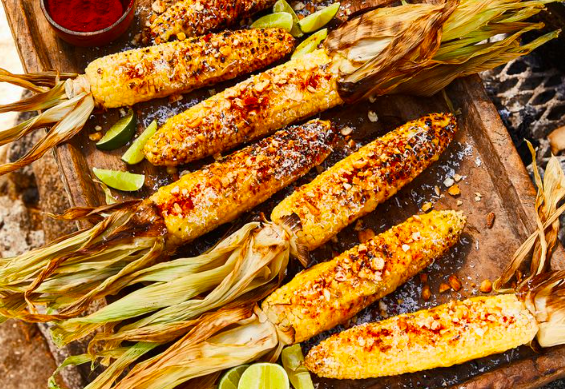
[150,120,336,244]
[144,49,341,166]
[150,0,276,42]
[271,113,458,250]
[306,294,538,379]
[85,28,294,108]
[262,210,466,343]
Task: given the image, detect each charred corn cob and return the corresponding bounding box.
[263,210,466,343]
[0,28,293,175]
[151,119,336,244]
[86,28,294,108]
[271,113,457,250]
[305,294,538,379]
[144,49,341,166]
[150,0,275,43]
[0,120,335,322]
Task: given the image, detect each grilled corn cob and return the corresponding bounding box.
[151,119,336,245]
[305,294,538,379]
[144,49,341,166]
[271,113,457,250]
[263,210,466,343]
[0,28,293,175]
[0,120,335,321]
[150,0,275,43]
[86,28,294,108]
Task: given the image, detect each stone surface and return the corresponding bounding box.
[0,320,60,389]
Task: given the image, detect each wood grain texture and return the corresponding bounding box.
[3,0,565,388]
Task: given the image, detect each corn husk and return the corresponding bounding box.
[0,70,93,176]
[0,93,94,176]
[495,142,565,290]
[50,222,292,347]
[0,202,167,322]
[326,0,560,101]
[111,305,278,389]
[519,271,565,348]
[44,221,295,388]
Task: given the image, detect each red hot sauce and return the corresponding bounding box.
[46,0,124,32]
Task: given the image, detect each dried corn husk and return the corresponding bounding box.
[50,222,291,347]
[0,93,94,175]
[0,203,167,322]
[326,0,560,101]
[495,142,565,290]
[519,271,565,348]
[45,221,295,388]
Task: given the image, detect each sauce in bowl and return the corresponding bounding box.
[41,0,136,47]
[46,0,124,32]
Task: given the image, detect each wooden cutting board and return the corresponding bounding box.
[3,0,565,387]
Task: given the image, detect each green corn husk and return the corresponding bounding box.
[0,202,168,322]
[326,0,561,101]
[45,221,294,389]
[112,305,279,389]
[51,222,291,346]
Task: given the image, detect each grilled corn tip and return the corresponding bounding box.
[305,294,537,379]
[262,210,466,344]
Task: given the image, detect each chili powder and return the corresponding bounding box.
[46,0,124,32]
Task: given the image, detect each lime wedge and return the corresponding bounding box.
[122,120,158,165]
[251,12,293,32]
[92,168,145,192]
[96,108,136,150]
[282,345,314,389]
[292,28,328,59]
[219,365,249,389]
[273,0,303,37]
[298,2,340,34]
[237,363,289,389]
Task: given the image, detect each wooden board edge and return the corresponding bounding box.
[451,346,565,389]
[448,76,565,389]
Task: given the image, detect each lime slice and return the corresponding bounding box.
[281,345,314,389]
[96,108,136,150]
[291,28,328,59]
[273,0,303,37]
[237,363,289,389]
[298,2,340,34]
[92,168,145,192]
[219,365,249,389]
[251,12,293,32]
[122,120,158,165]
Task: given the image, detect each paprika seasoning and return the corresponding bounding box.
[46,0,124,32]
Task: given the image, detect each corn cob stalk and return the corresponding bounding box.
[0,28,294,175]
[262,210,466,343]
[150,0,276,43]
[305,271,565,379]
[144,0,558,167]
[0,120,335,322]
[272,112,456,250]
[54,114,458,388]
